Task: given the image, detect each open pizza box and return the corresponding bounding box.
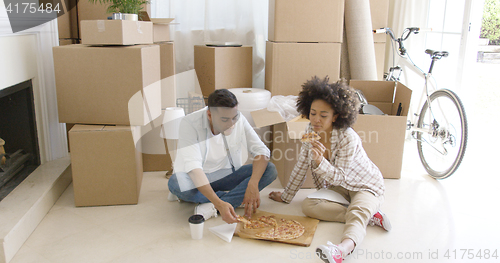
[234,210,319,247]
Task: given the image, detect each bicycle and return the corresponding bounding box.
[375,27,468,179]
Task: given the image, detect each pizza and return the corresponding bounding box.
[301,132,321,143]
[274,219,305,240]
[253,218,305,240]
[237,215,273,229]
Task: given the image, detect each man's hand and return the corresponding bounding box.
[214,201,238,224]
[242,182,260,217]
[269,191,285,203]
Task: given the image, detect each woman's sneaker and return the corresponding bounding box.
[316,241,343,263]
[369,210,392,231]
[194,203,218,220]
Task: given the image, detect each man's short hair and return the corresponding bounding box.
[207,89,238,109]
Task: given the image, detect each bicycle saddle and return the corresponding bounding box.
[425,49,449,58]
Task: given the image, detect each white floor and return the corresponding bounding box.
[9,63,500,263]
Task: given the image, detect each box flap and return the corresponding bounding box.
[349,80,396,103]
[139,11,174,24]
[250,109,285,128]
[70,124,104,132]
[392,82,412,116]
[286,115,310,139]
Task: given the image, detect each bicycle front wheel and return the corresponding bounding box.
[417,89,468,179]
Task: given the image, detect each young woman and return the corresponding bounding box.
[269,76,391,263]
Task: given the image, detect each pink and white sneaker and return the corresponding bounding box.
[316,241,344,263]
[369,210,392,231]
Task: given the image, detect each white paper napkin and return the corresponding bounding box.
[209,223,237,242]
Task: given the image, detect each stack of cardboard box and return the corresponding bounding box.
[255,0,409,187]
[265,0,344,96]
[53,16,176,206]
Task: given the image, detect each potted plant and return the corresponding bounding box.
[89,0,149,21]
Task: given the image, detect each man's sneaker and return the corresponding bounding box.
[369,210,392,231]
[316,241,343,263]
[167,192,179,202]
[195,203,218,220]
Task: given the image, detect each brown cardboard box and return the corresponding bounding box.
[53,44,161,126]
[139,12,174,43]
[251,110,315,188]
[80,20,153,45]
[142,139,172,172]
[350,80,412,179]
[194,45,253,97]
[370,0,390,43]
[158,42,176,108]
[56,0,78,39]
[265,42,341,96]
[58,39,78,46]
[77,0,151,39]
[268,0,344,43]
[69,124,143,206]
[138,110,173,172]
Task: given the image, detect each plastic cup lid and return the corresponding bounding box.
[189,214,205,224]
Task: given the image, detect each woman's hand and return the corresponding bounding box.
[269,191,285,202]
[310,140,326,166]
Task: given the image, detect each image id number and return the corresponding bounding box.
[6,3,61,14]
[444,249,498,260]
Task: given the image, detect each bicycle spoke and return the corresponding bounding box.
[417,90,468,179]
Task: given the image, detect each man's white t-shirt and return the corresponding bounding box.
[203,131,232,174]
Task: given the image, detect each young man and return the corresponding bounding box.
[168,89,277,224]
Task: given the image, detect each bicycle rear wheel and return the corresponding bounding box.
[417,89,468,179]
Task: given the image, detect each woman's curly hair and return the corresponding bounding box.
[296,76,360,129]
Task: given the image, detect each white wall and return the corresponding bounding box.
[0,35,37,90]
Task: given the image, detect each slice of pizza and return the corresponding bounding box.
[237,215,272,229]
[301,132,321,143]
[274,219,305,240]
[258,215,278,227]
[255,225,276,239]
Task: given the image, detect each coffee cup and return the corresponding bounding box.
[188,214,205,239]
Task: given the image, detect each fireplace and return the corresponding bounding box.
[0,80,41,201]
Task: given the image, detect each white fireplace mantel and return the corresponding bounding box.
[1,1,69,163]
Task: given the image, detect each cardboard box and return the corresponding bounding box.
[158,42,176,108]
[138,110,173,172]
[370,0,390,43]
[77,0,151,39]
[350,80,412,179]
[56,0,78,39]
[58,39,78,46]
[194,45,253,97]
[80,20,153,45]
[53,44,161,126]
[69,124,143,206]
[268,0,344,42]
[142,139,172,172]
[251,109,316,188]
[265,42,341,96]
[139,11,174,43]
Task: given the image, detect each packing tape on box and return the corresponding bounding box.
[136,21,143,34]
[97,20,105,32]
[344,0,378,80]
[229,88,271,127]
